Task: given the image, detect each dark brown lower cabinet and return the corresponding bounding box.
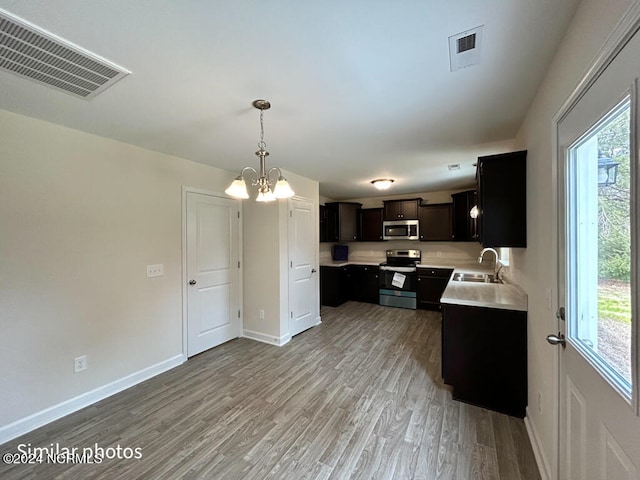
[349,265,380,304]
[416,268,453,310]
[320,266,349,307]
[442,303,527,418]
[320,265,379,307]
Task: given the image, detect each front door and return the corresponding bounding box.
[555,27,640,479]
[186,191,240,357]
[289,197,319,337]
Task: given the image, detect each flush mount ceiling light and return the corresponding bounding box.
[371,179,394,190]
[225,99,294,202]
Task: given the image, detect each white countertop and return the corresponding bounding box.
[441,281,528,312]
[320,258,527,312]
[320,260,381,267]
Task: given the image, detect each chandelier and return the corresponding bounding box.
[225,99,294,202]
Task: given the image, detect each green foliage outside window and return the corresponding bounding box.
[597,108,631,281]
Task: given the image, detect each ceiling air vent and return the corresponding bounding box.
[457,34,476,54]
[0,9,130,99]
[449,25,484,72]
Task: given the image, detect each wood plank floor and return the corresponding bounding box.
[0,302,541,480]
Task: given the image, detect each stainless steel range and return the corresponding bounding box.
[379,249,421,309]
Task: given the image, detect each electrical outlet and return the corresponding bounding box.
[146,264,164,277]
[259,309,265,319]
[74,355,87,373]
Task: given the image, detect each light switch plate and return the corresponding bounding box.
[147,264,164,277]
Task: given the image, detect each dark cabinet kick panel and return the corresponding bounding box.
[442,303,527,418]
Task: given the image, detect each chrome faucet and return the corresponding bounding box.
[478,247,504,280]
[478,247,499,264]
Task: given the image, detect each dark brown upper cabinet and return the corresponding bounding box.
[324,202,362,243]
[418,204,452,241]
[383,198,422,221]
[476,150,527,247]
[451,190,477,242]
[358,208,384,242]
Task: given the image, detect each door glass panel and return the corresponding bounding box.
[567,98,632,396]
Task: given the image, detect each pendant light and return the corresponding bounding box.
[225,99,295,202]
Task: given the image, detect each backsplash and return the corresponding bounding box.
[320,241,484,264]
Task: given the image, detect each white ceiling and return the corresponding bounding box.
[0,0,581,200]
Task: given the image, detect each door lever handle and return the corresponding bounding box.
[546,332,566,348]
[311,269,317,273]
[189,280,197,285]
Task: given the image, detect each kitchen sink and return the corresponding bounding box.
[452,273,501,284]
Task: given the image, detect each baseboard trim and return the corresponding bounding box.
[524,409,552,480]
[0,354,184,445]
[242,329,291,346]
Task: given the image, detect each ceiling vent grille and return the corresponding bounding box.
[449,25,484,72]
[0,9,130,99]
[457,34,476,54]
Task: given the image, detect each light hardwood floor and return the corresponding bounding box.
[0,302,541,479]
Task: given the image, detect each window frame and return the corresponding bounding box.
[565,95,635,403]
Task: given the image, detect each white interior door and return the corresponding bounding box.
[186,191,240,357]
[289,197,320,337]
[555,27,640,479]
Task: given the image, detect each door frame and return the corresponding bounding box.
[551,3,640,478]
[181,186,243,361]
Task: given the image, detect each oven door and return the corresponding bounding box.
[379,267,417,309]
[379,267,417,291]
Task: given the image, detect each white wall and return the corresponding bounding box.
[511,0,634,477]
[242,170,319,344]
[0,107,320,439]
[0,108,237,436]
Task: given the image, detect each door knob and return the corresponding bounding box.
[189,280,197,285]
[546,332,566,348]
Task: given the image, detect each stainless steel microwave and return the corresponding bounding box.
[382,220,419,241]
